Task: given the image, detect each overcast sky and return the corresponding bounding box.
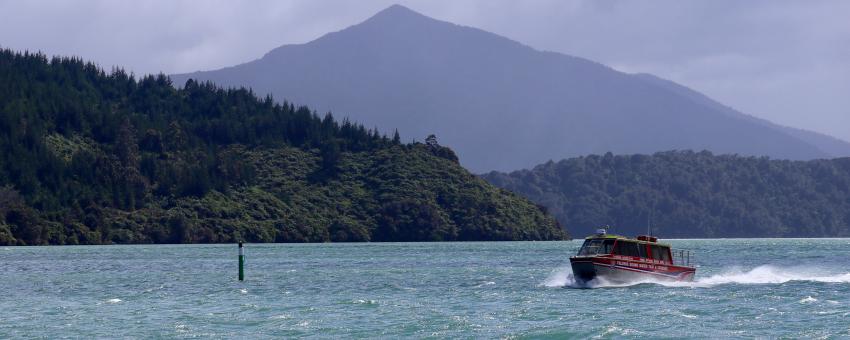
[1,0,847,141]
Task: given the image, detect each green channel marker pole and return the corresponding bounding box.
[238,242,245,281]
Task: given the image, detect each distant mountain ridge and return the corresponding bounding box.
[171,4,850,172]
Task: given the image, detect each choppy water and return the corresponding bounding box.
[2,239,850,338]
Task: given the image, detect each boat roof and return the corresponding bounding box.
[584,234,671,247]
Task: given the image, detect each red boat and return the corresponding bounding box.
[569,228,695,284]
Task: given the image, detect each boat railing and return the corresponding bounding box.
[671,248,694,267]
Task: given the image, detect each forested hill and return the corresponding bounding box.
[0,49,566,245]
[483,151,850,238]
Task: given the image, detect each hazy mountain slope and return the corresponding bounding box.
[172,5,835,172]
[635,73,850,158]
[779,127,850,158]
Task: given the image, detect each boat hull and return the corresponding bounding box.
[570,256,695,284]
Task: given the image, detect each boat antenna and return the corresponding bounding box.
[647,210,651,237]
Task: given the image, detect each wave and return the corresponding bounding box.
[542,264,850,288]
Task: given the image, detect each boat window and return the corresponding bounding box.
[614,240,640,257]
[600,239,615,255]
[637,243,648,258]
[577,239,614,256]
[660,247,671,263]
[650,245,672,263]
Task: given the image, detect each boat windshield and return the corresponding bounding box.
[577,239,614,256]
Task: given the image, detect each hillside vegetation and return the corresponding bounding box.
[0,49,566,245]
[484,151,850,238]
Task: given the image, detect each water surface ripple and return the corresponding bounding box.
[2,239,849,338]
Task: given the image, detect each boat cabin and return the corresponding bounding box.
[570,229,696,282]
[576,235,673,264]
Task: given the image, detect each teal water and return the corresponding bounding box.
[2,239,850,338]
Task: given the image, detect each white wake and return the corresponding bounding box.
[542,264,850,289]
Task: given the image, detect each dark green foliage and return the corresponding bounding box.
[0,49,566,245]
[483,151,850,238]
[423,135,459,163]
[376,200,453,241]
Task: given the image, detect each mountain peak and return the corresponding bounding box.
[374,4,423,18]
[172,4,848,171]
[363,4,434,25]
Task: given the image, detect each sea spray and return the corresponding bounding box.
[542,264,850,289]
[541,265,573,287]
[685,265,850,287]
[540,265,625,288]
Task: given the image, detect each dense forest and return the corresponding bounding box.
[0,49,566,245]
[484,151,850,238]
